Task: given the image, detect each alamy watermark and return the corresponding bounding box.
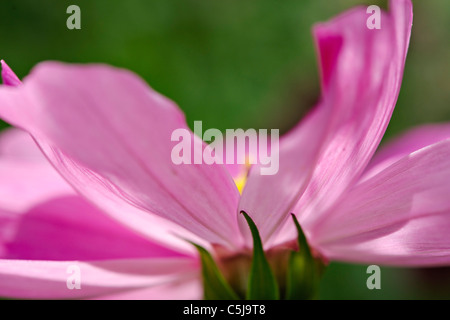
[65,4,380,31]
[366,5,381,29]
[171,121,280,175]
[366,265,381,290]
[66,264,81,290]
[67,5,81,30]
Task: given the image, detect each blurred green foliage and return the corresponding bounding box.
[1,0,449,299]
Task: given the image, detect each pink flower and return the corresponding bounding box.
[0,0,448,299]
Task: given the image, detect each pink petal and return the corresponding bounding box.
[311,139,450,266]
[0,258,199,299]
[238,104,330,244]
[0,62,242,249]
[94,277,202,300]
[363,123,450,180]
[1,60,21,87]
[0,130,75,214]
[0,195,189,261]
[271,0,413,246]
[297,0,413,222]
[0,129,200,298]
[243,0,413,246]
[0,129,197,257]
[0,128,46,161]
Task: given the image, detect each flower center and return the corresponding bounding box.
[197,214,326,300]
[214,243,295,299]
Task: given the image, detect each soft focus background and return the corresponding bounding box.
[1,0,449,299]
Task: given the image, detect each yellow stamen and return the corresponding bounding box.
[234,173,248,195]
[233,156,253,194]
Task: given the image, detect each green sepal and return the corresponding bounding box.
[241,211,280,300]
[190,242,239,300]
[285,214,323,300]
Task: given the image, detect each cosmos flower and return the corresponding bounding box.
[0,0,448,300]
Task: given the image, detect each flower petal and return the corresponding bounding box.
[0,258,199,299]
[0,129,74,213]
[1,60,21,87]
[296,0,413,224]
[311,139,450,266]
[0,128,46,161]
[0,129,197,258]
[364,123,450,180]
[268,0,413,248]
[0,62,242,249]
[0,195,189,261]
[242,0,413,246]
[238,104,330,245]
[92,277,202,300]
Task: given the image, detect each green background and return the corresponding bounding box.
[1,0,449,299]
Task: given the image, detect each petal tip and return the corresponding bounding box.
[1,60,21,86]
